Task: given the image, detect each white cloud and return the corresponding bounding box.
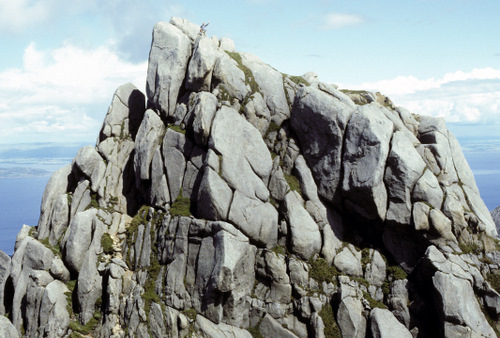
[0,0,52,33]
[341,68,500,124]
[0,42,147,143]
[320,13,364,30]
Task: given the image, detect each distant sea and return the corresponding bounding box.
[0,140,499,256]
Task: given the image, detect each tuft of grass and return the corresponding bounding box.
[182,308,197,321]
[309,257,339,285]
[264,121,280,139]
[458,241,482,255]
[100,233,114,255]
[168,124,186,135]
[319,303,341,338]
[284,173,301,195]
[271,245,286,257]
[69,310,101,335]
[487,272,500,294]
[387,266,407,280]
[225,51,260,94]
[363,291,387,309]
[39,238,61,256]
[170,193,191,217]
[361,248,371,269]
[247,326,265,338]
[286,74,309,86]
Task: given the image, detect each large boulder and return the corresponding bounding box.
[369,308,412,338]
[291,86,355,203]
[146,22,192,119]
[342,105,393,221]
[98,82,145,143]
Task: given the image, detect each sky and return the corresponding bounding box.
[0,0,499,145]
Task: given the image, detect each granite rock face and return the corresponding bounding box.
[1,17,499,338]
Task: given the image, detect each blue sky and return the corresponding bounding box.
[0,0,499,144]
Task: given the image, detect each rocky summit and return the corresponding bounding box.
[1,17,500,338]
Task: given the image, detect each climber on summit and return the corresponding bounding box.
[200,22,209,35]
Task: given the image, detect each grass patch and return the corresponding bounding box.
[247,326,264,338]
[361,248,371,269]
[319,303,341,338]
[271,245,286,257]
[387,266,407,280]
[382,281,391,296]
[284,173,301,195]
[170,194,192,217]
[225,51,260,94]
[283,73,309,86]
[182,308,197,321]
[458,241,482,255]
[309,257,339,285]
[100,233,114,255]
[69,310,101,335]
[264,121,280,139]
[168,124,186,135]
[363,291,387,309]
[39,238,61,256]
[487,272,500,294]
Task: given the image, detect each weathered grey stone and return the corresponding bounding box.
[490,205,500,236]
[240,52,290,124]
[259,314,298,338]
[370,308,412,338]
[209,106,272,201]
[433,271,496,337]
[334,245,363,277]
[10,237,54,330]
[37,164,71,240]
[294,155,319,202]
[212,53,249,101]
[49,257,70,283]
[37,280,70,337]
[70,179,91,218]
[162,128,191,202]
[0,250,11,315]
[342,105,393,221]
[0,316,18,338]
[388,279,410,328]
[197,167,233,220]
[149,146,170,209]
[98,82,145,143]
[195,314,253,337]
[412,202,431,231]
[190,92,218,146]
[429,208,456,242]
[186,36,220,91]
[268,158,289,202]
[412,169,443,210]
[134,109,165,182]
[364,250,386,286]
[462,184,497,237]
[242,92,271,135]
[284,191,321,260]
[228,191,278,248]
[219,37,236,52]
[77,217,106,324]
[384,131,426,225]
[74,145,107,192]
[169,17,201,42]
[146,22,191,118]
[290,86,355,203]
[337,297,366,338]
[62,209,98,273]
